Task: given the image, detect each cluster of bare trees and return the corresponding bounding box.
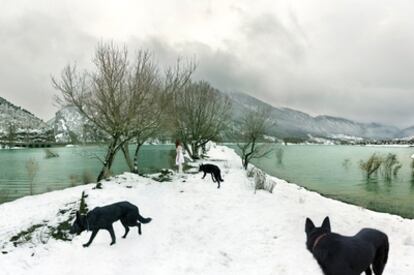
[53,42,231,181]
[170,81,231,159]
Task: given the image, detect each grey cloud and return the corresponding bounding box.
[0,2,413,129]
[0,11,95,120]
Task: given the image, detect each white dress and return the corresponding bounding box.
[176,145,185,165]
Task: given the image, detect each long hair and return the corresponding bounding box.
[175,139,181,148]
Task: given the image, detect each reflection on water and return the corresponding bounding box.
[0,145,175,203]
[230,144,414,218]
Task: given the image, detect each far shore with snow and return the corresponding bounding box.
[1,144,414,274]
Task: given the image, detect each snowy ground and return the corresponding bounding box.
[1,144,414,274]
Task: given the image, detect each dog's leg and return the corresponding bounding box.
[137,222,142,235]
[365,267,372,275]
[83,230,99,247]
[202,172,206,179]
[121,219,130,238]
[211,174,216,182]
[217,181,220,189]
[107,225,116,246]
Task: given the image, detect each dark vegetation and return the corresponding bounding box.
[4,192,88,250]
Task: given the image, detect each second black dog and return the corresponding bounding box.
[70,201,152,247]
[199,163,224,188]
[305,216,389,275]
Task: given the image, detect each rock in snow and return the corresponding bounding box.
[0,145,414,274]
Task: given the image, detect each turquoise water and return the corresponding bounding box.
[2,144,414,218]
[243,144,414,218]
[0,145,175,203]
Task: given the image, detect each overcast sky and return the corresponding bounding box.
[0,0,413,127]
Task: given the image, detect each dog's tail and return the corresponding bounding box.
[218,172,224,182]
[137,213,152,224]
[372,235,389,275]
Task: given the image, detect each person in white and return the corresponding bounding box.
[175,140,185,174]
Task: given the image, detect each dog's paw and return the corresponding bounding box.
[110,242,115,246]
[83,243,89,248]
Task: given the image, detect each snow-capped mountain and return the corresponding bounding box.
[1,93,412,143]
[227,92,401,140]
[49,106,106,143]
[0,96,53,143]
[398,126,414,140]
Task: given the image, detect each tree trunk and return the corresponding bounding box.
[121,142,134,172]
[182,141,192,159]
[243,155,249,170]
[97,137,120,182]
[191,142,200,159]
[132,143,143,174]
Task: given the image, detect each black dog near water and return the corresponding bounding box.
[199,163,224,188]
[70,201,152,247]
[305,217,389,275]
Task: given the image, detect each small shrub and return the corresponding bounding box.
[44,148,59,159]
[246,168,255,178]
[359,154,382,179]
[152,169,174,182]
[381,153,401,181]
[393,164,402,177]
[250,167,276,193]
[254,168,266,191]
[9,224,44,247]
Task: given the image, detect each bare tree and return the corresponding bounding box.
[170,81,231,159]
[120,51,164,174]
[121,55,195,173]
[237,107,273,170]
[52,42,135,182]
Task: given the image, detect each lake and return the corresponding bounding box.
[2,144,414,219]
[244,144,414,218]
[0,145,175,203]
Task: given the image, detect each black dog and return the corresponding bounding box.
[70,201,152,247]
[199,163,224,188]
[305,217,389,275]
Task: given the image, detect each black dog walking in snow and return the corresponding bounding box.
[199,163,224,188]
[305,217,389,275]
[70,201,152,247]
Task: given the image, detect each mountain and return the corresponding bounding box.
[399,126,414,139]
[48,92,411,142]
[49,106,106,143]
[1,93,411,144]
[227,92,401,140]
[0,96,53,143]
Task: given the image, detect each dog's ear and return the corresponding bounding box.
[305,218,315,233]
[321,216,331,232]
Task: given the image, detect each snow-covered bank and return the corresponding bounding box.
[1,145,414,274]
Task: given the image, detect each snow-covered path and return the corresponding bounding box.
[1,145,414,274]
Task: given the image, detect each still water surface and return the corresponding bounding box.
[2,144,414,219]
[0,145,175,203]
[247,144,414,218]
